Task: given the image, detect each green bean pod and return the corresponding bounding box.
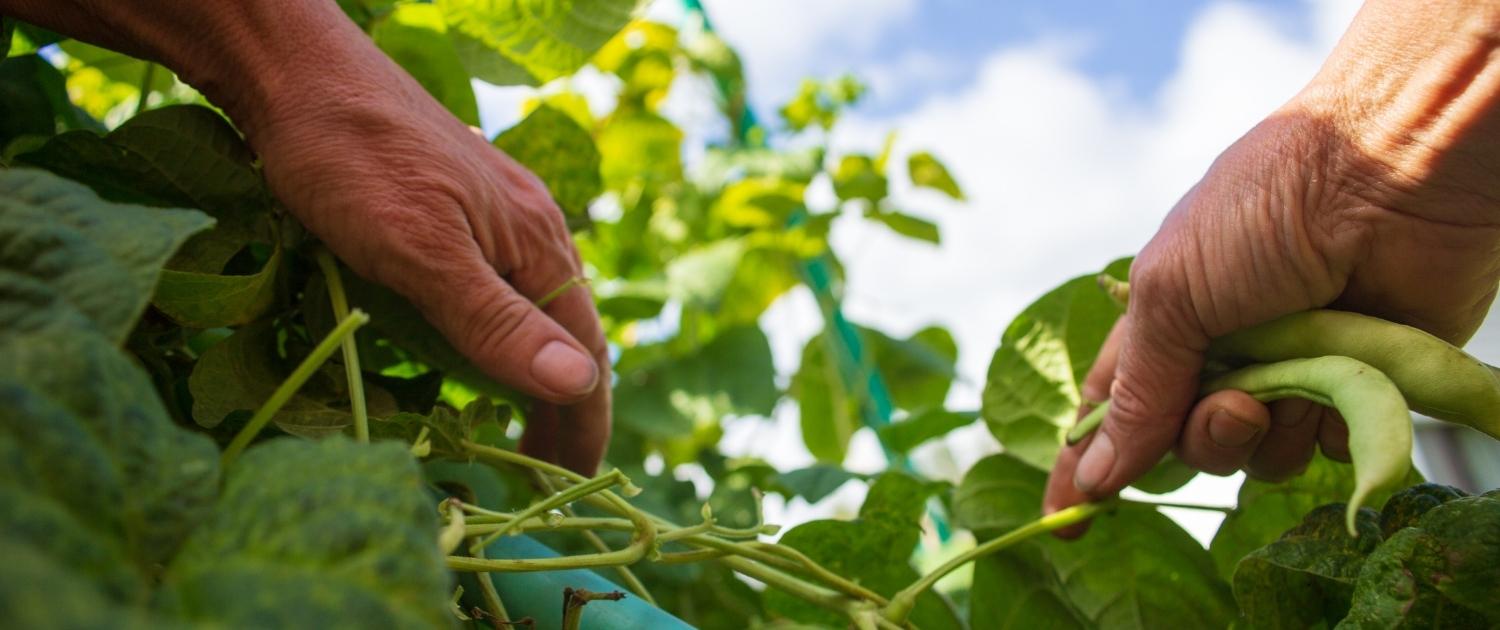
[1201,356,1412,535]
[1208,310,1500,439]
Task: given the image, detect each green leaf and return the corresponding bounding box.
[1341,495,1500,628]
[598,109,682,191]
[1129,455,1200,495]
[955,452,1233,629]
[971,544,1089,629]
[373,398,511,459]
[613,327,778,439]
[908,151,964,200]
[775,465,862,503]
[1377,482,1468,538]
[494,104,602,229]
[793,331,861,463]
[152,244,282,328]
[866,209,939,244]
[439,0,640,86]
[831,154,887,203]
[161,438,452,628]
[869,325,958,412]
[711,177,805,229]
[17,104,269,273]
[0,168,212,344]
[878,409,977,454]
[953,453,1048,535]
[0,54,96,146]
[593,21,677,109]
[188,321,360,437]
[1232,504,1383,629]
[372,3,480,126]
[764,472,957,628]
[1211,453,1424,580]
[980,258,1129,469]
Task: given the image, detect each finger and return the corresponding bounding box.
[1044,437,1095,539]
[1078,318,1128,417]
[1244,399,1323,481]
[1070,283,1207,498]
[1316,411,1351,463]
[411,260,600,404]
[1176,389,1271,475]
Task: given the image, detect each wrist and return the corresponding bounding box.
[1293,0,1500,224]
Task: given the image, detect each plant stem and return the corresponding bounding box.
[1121,498,1234,513]
[472,470,631,549]
[536,276,588,309]
[468,538,511,623]
[530,469,656,605]
[315,249,369,443]
[221,309,369,467]
[882,500,1115,624]
[134,62,156,116]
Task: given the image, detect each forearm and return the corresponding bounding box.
[0,0,372,138]
[1297,0,1500,222]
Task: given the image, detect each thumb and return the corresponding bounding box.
[413,262,600,404]
[1072,286,1207,498]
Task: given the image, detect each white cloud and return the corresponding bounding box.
[699,0,919,103]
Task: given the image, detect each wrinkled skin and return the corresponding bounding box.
[2,0,612,473]
[1046,0,1500,535]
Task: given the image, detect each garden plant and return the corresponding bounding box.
[1,1,1497,628]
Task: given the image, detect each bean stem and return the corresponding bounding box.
[221,309,369,467]
[315,249,369,443]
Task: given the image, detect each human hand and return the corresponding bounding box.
[1044,0,1500,534]
[230,8,611,474]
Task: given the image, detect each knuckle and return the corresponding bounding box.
[1106,377,1167,437]
[461,290,536,355]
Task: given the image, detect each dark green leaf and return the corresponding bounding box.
[1377,482,1468,538]
[188,321,358,437]
[908,151,964,200]
[1211,453,1424,580]
[161,438,452,628]
[152,244,282,328]
[792,331,861,463]
[764,472,956,628]
[775,465,862,503]
[0,168,212,344]
[494,104,602,229]
[372,3,480,125]
[439,0,639,85]
[373,398,510,459]
[952,453,1047,535]
[1232,504,1383,629]
[17,104,269,274]
[868,325,958,412]
[971,543,1088,629]
[1129,454,1199,495]
[0,54,94,146]
[878,409,977,454]
[980,258,1129,469]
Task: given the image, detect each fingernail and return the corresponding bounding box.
[531,341,598,396]
[1074,432,1116,494]
[1208,409,1261,448]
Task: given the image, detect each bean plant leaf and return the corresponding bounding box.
[598,109,682,192]
[0,54,95,146]
[188,321,366,437]
[1232,504,1383,629]
[493,104,602,229]
[866,208,940,244]
[868,325,958,412]
[0,168,212,344]
[152,244,282,328]
[955,452,1234,629]
[980,258,1129,469]
[1341,495,1500,628]
[438,0,640,86]
[878,409,977,455]
[764,472,959,629]
[373,398,511,459]
[17,104,269,274]
[372,3,481,126]
[774,465,863,504]
[908,151,964,200]
[160,438,453,628]
[1210,453,1424,580]
[613,326,777,438]
[831,154,887,203]
[1377,482,1467,538]
[793,331,862,463]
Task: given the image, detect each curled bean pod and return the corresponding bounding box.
[1207,310,1500,439]
[1201,356,1413,535]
